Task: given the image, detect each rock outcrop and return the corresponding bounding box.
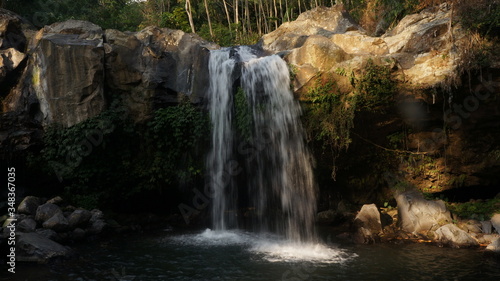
[261,3,462,92]
[395,190,452,234]
[434,223,479,248]
[352,204,383,244]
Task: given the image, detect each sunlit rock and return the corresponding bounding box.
[395,190,452,234]
[435,224,479,248]
[29,20,106,127]
[260,5,360,52]
[352,204,382,244]
[491,214,500,234]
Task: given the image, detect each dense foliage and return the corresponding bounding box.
[4,0,498,46]
[301,59,396,179]
[29,100,209,210]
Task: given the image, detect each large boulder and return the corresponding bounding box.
[18,196,42,215]
[35,203,62,223]
[486,238,500,253]
[26,20,106,127]
[491,214,500,234]
[260,5,360,52]
[0,10,27,86]
[18,218,37,232]
[17,232,74,263]
[352,204,383,244]
[434,224,479,248]
[68,209,92,229]
[42,213,69,232]
[104,27,218,120]
[395,190,452,234]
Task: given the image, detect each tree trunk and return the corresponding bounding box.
[223,0,232,33]
[203,0,214,37]
[185,0,196,33]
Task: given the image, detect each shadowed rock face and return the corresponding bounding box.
[1,16,218,129]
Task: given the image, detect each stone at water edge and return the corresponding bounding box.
[35,203,62,223]
[17,232,74,263]
[42,212,70,232]
[395,190,452,234]
[18,196,42,215]
[18,218,37,232]
[491,214,500,234]
[481,221,493,234]
[68,209,92,229]
[486,238,500,253]
[352,204,383,244]
[434,224,479,248]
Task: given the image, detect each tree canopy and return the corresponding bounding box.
[2,1,499,46]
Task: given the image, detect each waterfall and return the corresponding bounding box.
[206,46,317,242]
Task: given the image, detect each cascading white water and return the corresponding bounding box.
[207,49,237,231]
[207,46,317,242]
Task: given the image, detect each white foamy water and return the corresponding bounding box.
[168,229,356,264]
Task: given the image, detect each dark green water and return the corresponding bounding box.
[9,229,500,281]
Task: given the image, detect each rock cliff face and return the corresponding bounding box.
[1,5,499,206]
[261,3,500,204]
[0,12,217,156]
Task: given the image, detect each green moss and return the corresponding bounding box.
[447,198,500,220]
[352,59,396,112]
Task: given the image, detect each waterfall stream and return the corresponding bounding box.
[207,46,317,242]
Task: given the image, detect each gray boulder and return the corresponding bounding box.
[42,213,69,232]
[481,220,493,234]
[46,196,64,205]
[35,228,59,241]
[434,224,479,248]
[28,20,106,127]
[18,218,37,232]
[352,204,382,244]
[486,238,500,253]
[18,196,42,215]
[35,203,62,223]
[395,190,451,234]
[17,232,74,263]
[491,214,500,234]
[88,219,107,235]
[68,209,92,229]
[90,209,104,222]
[71,228,86,241]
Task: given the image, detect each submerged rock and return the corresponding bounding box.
[434,224,479,248]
